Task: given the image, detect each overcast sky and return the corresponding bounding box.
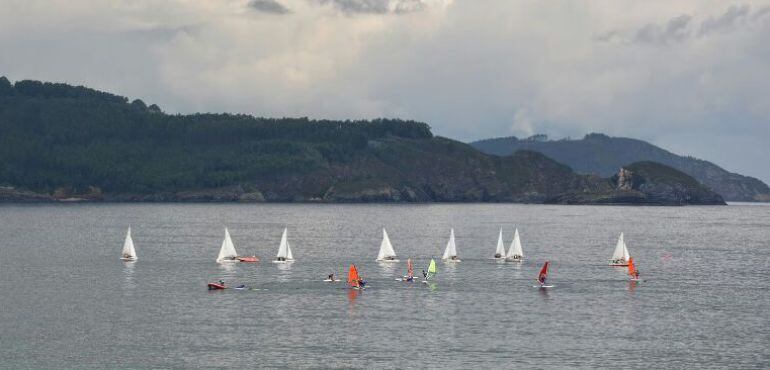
[1,0,769,182]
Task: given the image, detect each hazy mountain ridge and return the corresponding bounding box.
[0,77,723,205]
[471,133,770,202]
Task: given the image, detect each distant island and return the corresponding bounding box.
[471,133,770,202]
[0,77,724,205]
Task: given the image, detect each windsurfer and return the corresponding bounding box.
[328,273,334,281]
[422,269,427,278]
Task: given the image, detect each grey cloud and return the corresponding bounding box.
[698,5,750,36]
[597,14,692,45]
[249,0,290,14]
[317,0,428,14]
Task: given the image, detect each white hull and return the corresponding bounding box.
[272,260,295,264]
[376,259,400,263]
[506,258,523,262]
[121,257,137,261]
[443,259,461,263]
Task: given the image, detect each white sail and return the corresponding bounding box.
[442,228,458,260]
[506,228,523,259]
[121,226,137,260]
[495,228,505,258]
[376,228,398,261]
[276,228,293,260]
[610,232,628,262]
[216,227,238,262]
[286,241,294,260]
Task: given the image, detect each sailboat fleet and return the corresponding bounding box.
[121,227,641,288]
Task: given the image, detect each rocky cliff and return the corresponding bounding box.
[471,133,770,202]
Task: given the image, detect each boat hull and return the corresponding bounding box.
[120,257,137,261]
[238,256,259,263]
[609,263,629,267]
[207,283,226,290]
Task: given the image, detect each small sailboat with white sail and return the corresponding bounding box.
[505,228,523,262]
[376,228,399,262]
[609,232,631,266]
[273,228,295,263]
[120,226,137,261]
[494,228,506,259]
[442,228,460,262]
[216,227,238,263]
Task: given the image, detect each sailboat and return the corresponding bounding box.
[376,228,399,262]
[120,226,137,261]
[348,264,364,290]
[273,228,295,263]
[628,257,641,281]
[535,261,553,288]
[609,232,631,266]
[216,227,238,263]
[494,228,506,259]
[505,228,524,262]
[422,259,437,284]
[442,228,461,262]
[399,258,416,281]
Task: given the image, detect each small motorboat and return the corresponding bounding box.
[238,256,260,263]
[207,282,226,290]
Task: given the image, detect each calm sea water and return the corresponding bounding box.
[0,203,768,369]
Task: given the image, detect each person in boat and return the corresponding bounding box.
[383,256,396,261]
[494,253,502,258]
[450,256,459,261]
[512,255,521,261]
[219,279,225,287]
[328,273,334,281]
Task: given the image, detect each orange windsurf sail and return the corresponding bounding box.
[628,257,636,278]
[348,264,360,287]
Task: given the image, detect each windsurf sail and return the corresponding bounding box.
[610,232,630,264]
[442,228,458,260]
[427,259,437,279]
[538,261,549,285]
[276,228,294,261]
[121,226,137,260]
[505,228,524,260]
[348,264,360,288]
[216,227,238,262]
[495,228,505,258]
[376,228,398,261]
[407,258,414,279]
[628,257,637,278]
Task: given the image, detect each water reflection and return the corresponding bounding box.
[538,286,550,299]
[628,280,638,293]
[122,261,136,290]
[275,261,293,282]
[376,261,397,276]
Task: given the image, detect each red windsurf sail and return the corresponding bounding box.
[538,261,549,284]
[628,257,637,278]
[348,264,360,287]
